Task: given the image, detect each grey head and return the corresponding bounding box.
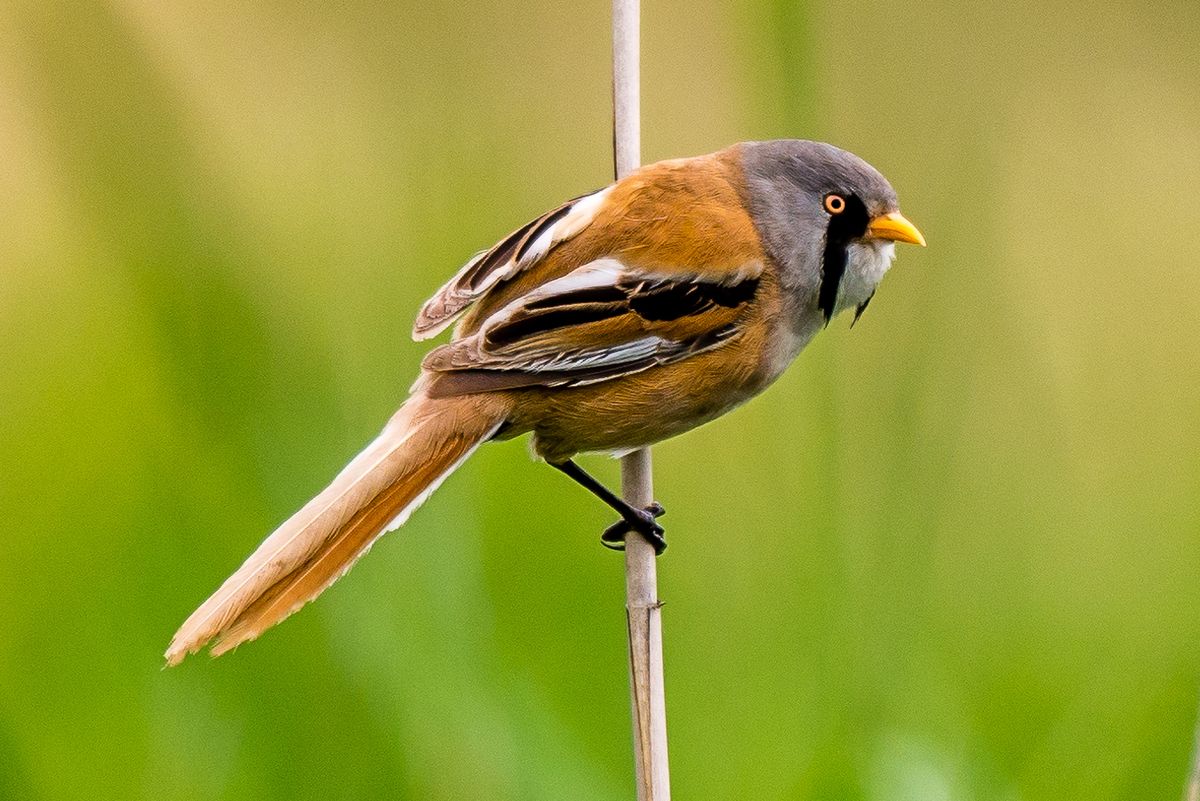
[739,139,923,326]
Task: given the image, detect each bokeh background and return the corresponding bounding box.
[2,1,1199,799]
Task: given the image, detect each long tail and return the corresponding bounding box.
[165,392,510,665]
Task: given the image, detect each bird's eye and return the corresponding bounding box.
[824,194,846,214]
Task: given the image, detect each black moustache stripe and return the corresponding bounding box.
[817,238,846,324]
[818,195,870,324]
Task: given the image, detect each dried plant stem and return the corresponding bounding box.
[621,448,669,800]
[613,1,670,799]
[1185,693,1200,801]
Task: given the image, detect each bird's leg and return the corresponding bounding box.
[550,460,667,554]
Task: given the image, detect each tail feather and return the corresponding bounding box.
[166,393,508,665]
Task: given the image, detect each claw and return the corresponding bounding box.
[600,503,667,554]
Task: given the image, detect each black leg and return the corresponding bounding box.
[550,460,667,554]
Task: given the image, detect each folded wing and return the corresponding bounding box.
[421,258,762,396]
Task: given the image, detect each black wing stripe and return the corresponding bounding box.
[461,216,543,292]
[626,276,759,322]
[485,304,623,347]
[513,203,575,262]
[461,191,599,293]
[483,274,759,352]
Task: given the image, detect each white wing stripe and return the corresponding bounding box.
[479,256,762,337]
[519,187,610,266]
[413,187,612,341]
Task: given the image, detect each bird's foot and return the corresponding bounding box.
[601,502,667,555]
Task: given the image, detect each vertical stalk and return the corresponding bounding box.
[612,2,670,799]
[1185,693,1200,801]
[621,448,669,800]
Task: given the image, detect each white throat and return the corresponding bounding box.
[836,240,896,314]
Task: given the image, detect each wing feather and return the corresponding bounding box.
[421,258,761,396]
[412,187,610,340]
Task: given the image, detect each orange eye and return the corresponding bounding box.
[824,194,846,214]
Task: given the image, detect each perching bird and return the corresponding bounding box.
[166,139,925,665]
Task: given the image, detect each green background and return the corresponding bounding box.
[2,1,1198,799]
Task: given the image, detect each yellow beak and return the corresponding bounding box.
[867,212,926,247]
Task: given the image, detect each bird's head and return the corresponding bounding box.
[740,139,925,325]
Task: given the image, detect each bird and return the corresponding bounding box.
[165,139,925,665]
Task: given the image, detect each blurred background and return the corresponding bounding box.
[2,1,1198,799]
